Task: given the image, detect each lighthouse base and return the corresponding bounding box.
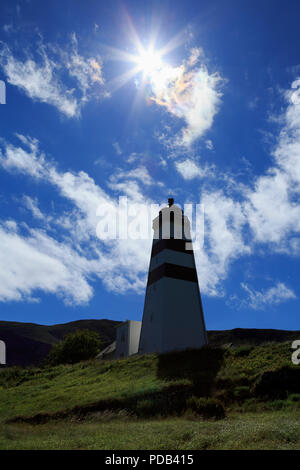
[138,276,208,355]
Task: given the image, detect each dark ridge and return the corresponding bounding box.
[0,319,299,366]
[0,319,121,366]
[207,328,300,347]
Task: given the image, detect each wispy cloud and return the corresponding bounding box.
[112,142,122,155]
[175,158,215,180]
[23,195,44,220]
[0,34,105,117]
[109,165,154,186]
[0,134,47,177]
[241,282,296,310]
[205,139,213,150]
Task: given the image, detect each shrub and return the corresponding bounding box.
[239,398,260,413]
[233,385,251,401]
[232,346,253,358]
[252,365,300,399]
[45,330,101,366]
[186,396,225,419]
[135,399,159,418]
[268,399,286,410]
[288,393,300,402]
[135,393,187,418]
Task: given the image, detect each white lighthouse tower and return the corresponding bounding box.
[138,198,208,355]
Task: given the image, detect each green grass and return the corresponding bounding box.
[0,354,164,422]
[1,412,300,450]
[0,342,296,421]
[0,341,299,449]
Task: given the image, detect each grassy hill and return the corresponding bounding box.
[1,318,299,366]
[0,338,299,449]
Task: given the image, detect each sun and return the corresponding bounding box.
[105,21,185,93]
[134,48,163,78]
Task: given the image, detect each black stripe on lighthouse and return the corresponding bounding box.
[147,263,198,286]
[151,238,193,257]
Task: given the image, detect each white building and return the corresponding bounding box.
[115,320,142,358]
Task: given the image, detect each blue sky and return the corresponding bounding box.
[0,0,300,330]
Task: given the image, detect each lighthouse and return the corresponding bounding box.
[138,198,208,355]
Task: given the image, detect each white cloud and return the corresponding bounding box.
[191,78,300,297]
[63,33,104,100]
[23,196,44,220]
[4,220,18,231]
[0,35,105,117]
[194,80,300,295]
[180,78,300,299]
[0,135,46,177]
[175,158,214,180]
[110,166,154,186]
[245,169,300,243]
[127,152,139,163]
[245,79,300,248]
[107,165,164,201]
[112,142,122,155]
[150,49,223,147]
[107,179,147,201]
[0,136,153,302]
[241,282,296,310]
[187,47,204,67]
[205,139,213,150]
[2,74,300,304]
[195,191,250,296]
[0,45,78,117]
[0,221,93,304]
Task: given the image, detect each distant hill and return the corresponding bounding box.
[0,319,299,366]
[208,328,300,347]
[0,319,121,366]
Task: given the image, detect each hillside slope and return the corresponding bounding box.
[0,341,299,425]
[0,340,299,450]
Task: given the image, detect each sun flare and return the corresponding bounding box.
[106,22,185,94]
[134,48,163,77]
